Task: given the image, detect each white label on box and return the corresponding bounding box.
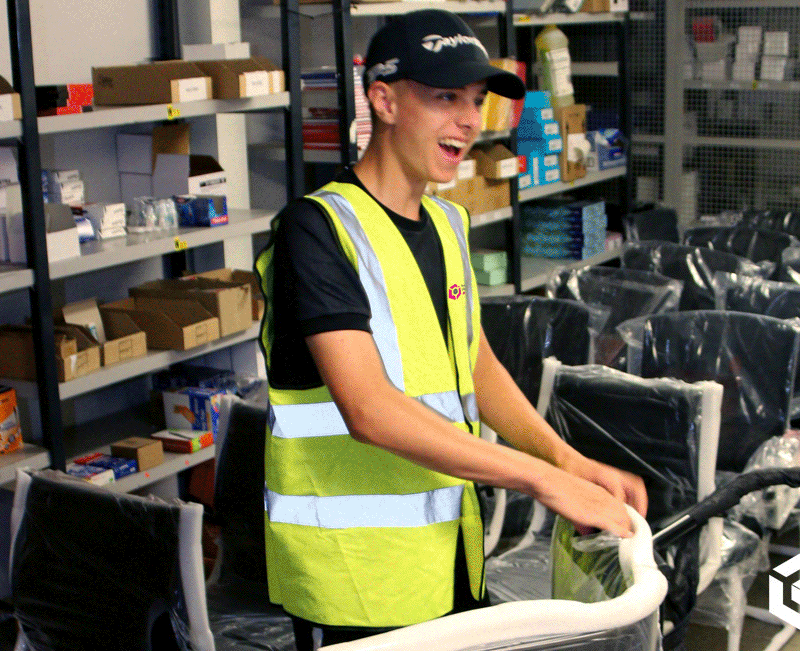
[532,156,540,185]
[520,173,531,189]
[548,138,563,152]
[544,122,559,136]
[544,154,559,168]
[540,108,554,121]
[457,158,476,180]
[176,77,208,103]
[0,96,14,122]
[242,71,271,97]
[498,158,518,178]
[764,32,790,57]
[545,168,560,182]
[269,71,282,93]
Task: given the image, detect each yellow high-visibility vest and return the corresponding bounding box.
[256,181,483,627]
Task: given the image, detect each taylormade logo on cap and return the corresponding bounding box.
[366,58,399,84]
[421,33,488,57]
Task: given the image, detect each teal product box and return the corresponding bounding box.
[174,194,228,227]
[471,248,507,273]
[519,150,561,190]
[163,386,224,437]
[474,268,507,286]
[517,91,557,140]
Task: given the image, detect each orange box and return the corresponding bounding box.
[0,386,22,455]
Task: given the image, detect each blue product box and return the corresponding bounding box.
[586,130,626,172]
[163,386,224,437]
[84,454,138,479]
[174,194,228,227]
[65,463,116,485]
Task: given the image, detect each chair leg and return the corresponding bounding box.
[726,567,745,651]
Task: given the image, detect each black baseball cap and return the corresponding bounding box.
[363,9,525,99]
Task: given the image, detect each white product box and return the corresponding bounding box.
[760,56,789,82]
[85,202,126,230]
[0,149,17,186]
[49,179,85,206]
[701,60,729,82]
[732,59,757,82]
[152,154,227,198]
[736,26,762,58]
[7,202,80,264]
[182,42,251,61]
[763,32,790,57]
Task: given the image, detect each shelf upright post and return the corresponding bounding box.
[7,0,65,469]
[282,0,304,199]
[332,0,358,168]
[616,13,633,217]
[153,0,181,61]
[499,1,522,293]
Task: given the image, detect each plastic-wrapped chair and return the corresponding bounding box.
[10,469,215,651]
[620,241,773,311]
[777,246,800,284]
[618,310,800,473]
[534,358,723,649]
[546,266,683,368]
[480,295,607,550]
[683,225,799,268]
[714,273,800,418]
[205,394,296,651]
[622,205,680,243]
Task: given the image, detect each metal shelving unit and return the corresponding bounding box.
[513,12,625,26]
[0,265,33,293]
[519,167,627,203]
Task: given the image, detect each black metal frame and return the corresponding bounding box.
[333,0,358,168]
[282,0,305,199]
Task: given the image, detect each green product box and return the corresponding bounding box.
[471,248,508,273]
[474,268,508,286]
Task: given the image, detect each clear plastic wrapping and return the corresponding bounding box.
[682,225,799,266]
[480,296,608,406]
[546,266,682,368]
[620,241,773,311]
[618,310,800,473]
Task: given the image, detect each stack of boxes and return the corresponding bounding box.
[85,202,127,240]
[471,248,508,286]
[762,31,792,82]
[521,199,606,260]
[733,26,762,82]
[517,91,562,190]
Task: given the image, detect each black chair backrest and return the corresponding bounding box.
[623,206,679,243]
[12,473,185,651]
[621,241,770,311]
[214,400,268,584]
[683,225,798,266]
[481,296,596,405]
[639,311,800,472]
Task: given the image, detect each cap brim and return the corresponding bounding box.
[408,61,526,99]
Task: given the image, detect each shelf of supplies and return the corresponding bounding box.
[572,62,618,77]
[258,1,507,19]
[37,92,291,134]
[521,248,621,292]
[514,12,625,26]
[48,208,276,280]
[107,444,216,493]
[471,205,513,228]
[0,444,51,486]
[688,0,798,8]
[519,167,626,203]
[0,120,21,140]
[0,265,34,294]
[3,322,261,403]
[685,136,800,151]
[685,79,800,92]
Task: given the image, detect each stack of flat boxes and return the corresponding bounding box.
[761,31,792,82]
[471,249,507,286]
[521,199,606,260]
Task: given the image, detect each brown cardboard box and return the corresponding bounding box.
[130,277,251,337]
[0,75,21,120]
[432,175,511,217]
[92,61,212,106]
[186,269,264,321]
[99,297,220,351]
[192,57,285,99]
[581,0,609,11]
[470,144,520,180]
[110,436,164,471]
[62,298,148,367]
[555,104,588,183]
[0,324,99,382]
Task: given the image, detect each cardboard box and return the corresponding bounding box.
[474,268,507,286]
[116,123,191,174]
[187,268,264,321]
[581,0,628,11]
[470,144,519,180]
[0,76,21,121]
[6,200,81,265]
[130,276,251,337]
[192,57,285,99]
[182,42,252,61]
[152,153,226,198]
[163,386,224,435]
[110,436,164,471]
[0,323,100,382]
[0,385,22,455]
[100,296,220,351]
[62,298,147,367]
[471,249,507,273]
[433,175,510,216]
[555,104,588,183]
[153,429,214,454]
[457,158,476,181]
[92,61,212,106]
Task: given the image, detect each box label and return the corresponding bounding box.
[176,77,208,103]
[548,138,563,152]
[242,71,271,97]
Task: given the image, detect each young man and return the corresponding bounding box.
[256,9,647,649]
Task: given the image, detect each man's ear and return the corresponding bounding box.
[367,81,397,125]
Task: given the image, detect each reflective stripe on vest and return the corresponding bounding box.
[266,485,464,528]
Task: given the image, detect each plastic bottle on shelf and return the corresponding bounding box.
[535,25,575,109]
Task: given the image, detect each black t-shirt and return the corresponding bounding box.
[267,168,448,389]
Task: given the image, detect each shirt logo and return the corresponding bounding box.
[366,58,399,84]
[448,283,465,300]
[421,34,488,58]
